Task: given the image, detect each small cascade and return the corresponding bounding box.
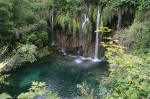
[82,14,90,29]
[94,5,101,61]
[61,40,67,55]
[50,8,55,45]
[61,46,65,53]
[61,29,67,55]
[61,46,66,55]
[116,14,122,31]
[74,56,102,64]
[78,14,86,55]
[78,7,91,56]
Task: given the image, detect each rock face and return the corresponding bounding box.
[48,4,134,57]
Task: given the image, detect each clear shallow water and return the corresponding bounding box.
[2,54,109,98]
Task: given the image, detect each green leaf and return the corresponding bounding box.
[38,82,45,87]
[17,92,36,99]
[36,88,47,95]
[32,81,38,86]
[0,93,12,99]
[46,92,59,99]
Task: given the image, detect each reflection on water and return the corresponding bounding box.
[2,54,109,98]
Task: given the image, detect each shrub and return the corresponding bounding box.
[100,39,150,99]
[115,21,150,50]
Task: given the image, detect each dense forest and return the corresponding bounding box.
[0,0,150,99]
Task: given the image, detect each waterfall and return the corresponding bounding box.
[61,46,66,55]
[61,30,67,55]
[116,14,122,31]
[50,8,55,45]
[94,5,101,60]
[78,10,90,56]
[61,46,65,52]
[82,14,89,29]
[88,5,92,55]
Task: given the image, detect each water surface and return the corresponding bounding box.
[2,54,109,98]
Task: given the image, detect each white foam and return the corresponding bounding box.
[81,56,92,60]
[74,59,82,64]
[51,42,55,45]
[74,56,102,64]
[68,55,77,58]
[63,52,67,55]
[92,58,101,62]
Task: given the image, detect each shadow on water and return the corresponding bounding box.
[1,54,109,98]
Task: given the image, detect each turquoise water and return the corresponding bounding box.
[2,54,109,98]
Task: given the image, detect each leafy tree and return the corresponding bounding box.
[115,21,150,50]
[0,44,38,71]
[0,0,14,47]
[99,38,150,99]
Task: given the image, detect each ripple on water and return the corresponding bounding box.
[4,54,109,98]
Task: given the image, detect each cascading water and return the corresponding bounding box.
[50,8,55,45]
[94,5,101,61]
[76,6,92,62]
[61,44,66,55]
[61,46,65,53]
[82,14,90,29]
[61,30,67,55]
[116,14,122,31]
[78,11,90,56]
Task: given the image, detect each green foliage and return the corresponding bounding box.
[17,81,59,99]
[136,9,150,21]
[0,0,14,47]
[46,92,59,99]
[77,81,94,99]
[92,7,98,23]
[138,0,150,10]
[0,93,12,99]
[4,44,38,68]
[73,18,80,35]
[0,71,10,87]
[99,38,150,99]
[21,31,48,48]
[0,46,8,59]
[18,81,46,99]
[0,81,59,99]
[115,21,150,49]
[101,4,116,25]
[95,27,111,33]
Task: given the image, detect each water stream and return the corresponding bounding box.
[94,5,101,61]
[116,14,122,31]
[82,14,90,29]
[2,54,108,98]
[61,29,67,55]
[50,8,55,45]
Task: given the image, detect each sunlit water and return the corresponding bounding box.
[2,54,109,98]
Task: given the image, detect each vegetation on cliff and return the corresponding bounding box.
[0,0,149,98]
